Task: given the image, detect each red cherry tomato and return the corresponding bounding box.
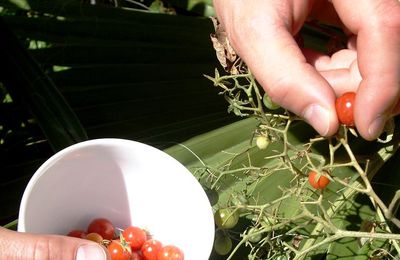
[122,226,147,251]
[87,218,115,240]
[67,229,87,239]
[335,92,356,126]
[131,251,144,260]
[141,239,162,260]
[107,240,131,260]
[157,245,184,260]
[308,171,330,190]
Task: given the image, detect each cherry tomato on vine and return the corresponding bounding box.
[122,226,147,251]
[335,92,356,126]
[87,218,115,240]
[67,229,87,239]
[214,230,232,256]
[157,245,184,260]
[308,171,330,190]
[107,240,131,260]
[141,239,162,260]
[214,208,239,229]
[256,136,269,150]
[247,227,262,243]
[263,93,280,110]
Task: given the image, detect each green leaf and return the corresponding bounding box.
[0,17,87,151]
[4,0,30,10]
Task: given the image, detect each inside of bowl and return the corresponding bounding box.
[18,139,214,259]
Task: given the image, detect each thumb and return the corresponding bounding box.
[0,227,109,260]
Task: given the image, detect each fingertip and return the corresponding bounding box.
[302,103,339,137]
[354,79,399,141]
[367,115,388,141]
[76,243,109,260]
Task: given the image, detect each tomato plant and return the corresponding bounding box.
[67,229,87,239]
[335,92,356,126]
[87,218,115,240]
[214,208,239,229]
[157,245,184,260]
[204,26,400,259]
[308,171,330,190]
[141,239,162,260]
[122,226,147,251]
[107,240,131,260]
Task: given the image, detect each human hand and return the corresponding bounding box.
[0,227,109,260]
[213,0,400,140]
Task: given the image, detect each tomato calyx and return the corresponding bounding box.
[118,234,133,254]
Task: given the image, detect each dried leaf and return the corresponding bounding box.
[210,17,239,74]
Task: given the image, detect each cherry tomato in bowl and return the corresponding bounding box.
[107,240,131,260]
[122,226,147,251]
[87,218,115,240]
[157,245,184,260]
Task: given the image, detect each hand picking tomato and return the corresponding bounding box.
[335,92,356,126]
[141,239,162,260]
[108,240,131,260]
[308,171,330,190]
[67,229,87,239]
[87,218,115,240]
[157,245,184,260]
[122,226,147,251]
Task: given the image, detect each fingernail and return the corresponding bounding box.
[76,244,107,260]
[368,114,387,139]
[303,104,331,136]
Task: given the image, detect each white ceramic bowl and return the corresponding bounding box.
[18,138,214,260]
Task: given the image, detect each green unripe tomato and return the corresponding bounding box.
[247,227,263,243]
[263,93,280,110]
[214,231,232,256]
[214,208,239,229]
[256,136,269,150]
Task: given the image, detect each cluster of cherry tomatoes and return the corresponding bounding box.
[67,218,184,260]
